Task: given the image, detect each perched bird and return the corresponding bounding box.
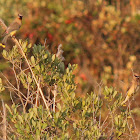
[121,73,140,105]
[0,14,23,47]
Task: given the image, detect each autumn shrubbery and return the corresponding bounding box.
[0,39,139,139]
[0,0,140,91]
[8,0,140,92]
[0,0,140,139]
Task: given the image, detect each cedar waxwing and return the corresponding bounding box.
[0,14,23,47]
[121,73,140,105]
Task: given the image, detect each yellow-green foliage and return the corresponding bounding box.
[0,40,137,139]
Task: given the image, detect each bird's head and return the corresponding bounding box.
[133,73,140,85]
[18,14,23,20]
[134,73,140,79]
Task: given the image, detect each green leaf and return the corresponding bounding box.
[22,41,28,52]
[73,123,76,129]
[122,120,127,127]
[82,100,85,106]
[37,120,41,130]
[15,123,20,129]
[32,119,36,127]
[36,129,40,139]
[52,54,56,61]
[43,54,48,59]
[35,65,40,71]
[57,103,61,110]
[27,75,32,84]
[71,92,75,99]
[24,113,28,121]
[25,124,30,133]
[113,91,117,98]
[41,64,44,72]
[33,107,38,116]
[29,111,34,119]
[0,78,5,92]
[42,123,48,129]
[28,43,32,48]
[117,131,123,137]
[2,50,8,58]
[31,56,36,65]
[18,115,23,124]
[109,87,113,94]
[5,104,12,114]
[56,112,59,118]
[66,68,69,73]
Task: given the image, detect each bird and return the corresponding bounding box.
[0,14,23,47]
[121,73,140,105]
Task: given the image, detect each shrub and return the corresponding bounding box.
[0,38,139,139]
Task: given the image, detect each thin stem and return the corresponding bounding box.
[12,38,52,118]
[35,78,40,107]
[52,85,57,112]
[12,63,25,113]
[2,99,7,140]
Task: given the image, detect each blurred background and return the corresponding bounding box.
[0,0,140,132]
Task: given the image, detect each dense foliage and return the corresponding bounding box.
[0,39,138,139]
[0,0,140,92]
[0,0,140,139]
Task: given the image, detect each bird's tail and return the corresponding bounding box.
[2,34,9,45]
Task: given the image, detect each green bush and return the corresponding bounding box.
[0,39,138,139]
[0,0,140,94]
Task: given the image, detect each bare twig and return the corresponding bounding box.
[35,78,40,107]
[0,18,7,31]
[24,83,31,109]
[12,38,52,118]
[12,63,25,113]
[2,99,7,140]
[1,73,27,100]
[44,38,47,48]
[52,85,57,112]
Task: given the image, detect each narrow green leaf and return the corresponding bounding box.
[18,115,23,124]
[33,107,38,116]
[57,103,61,110]
[52,54,56,61]
[5,104,12,114]
[71,92,75,99]
[29,111,34,119]
[31,56,36,65]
